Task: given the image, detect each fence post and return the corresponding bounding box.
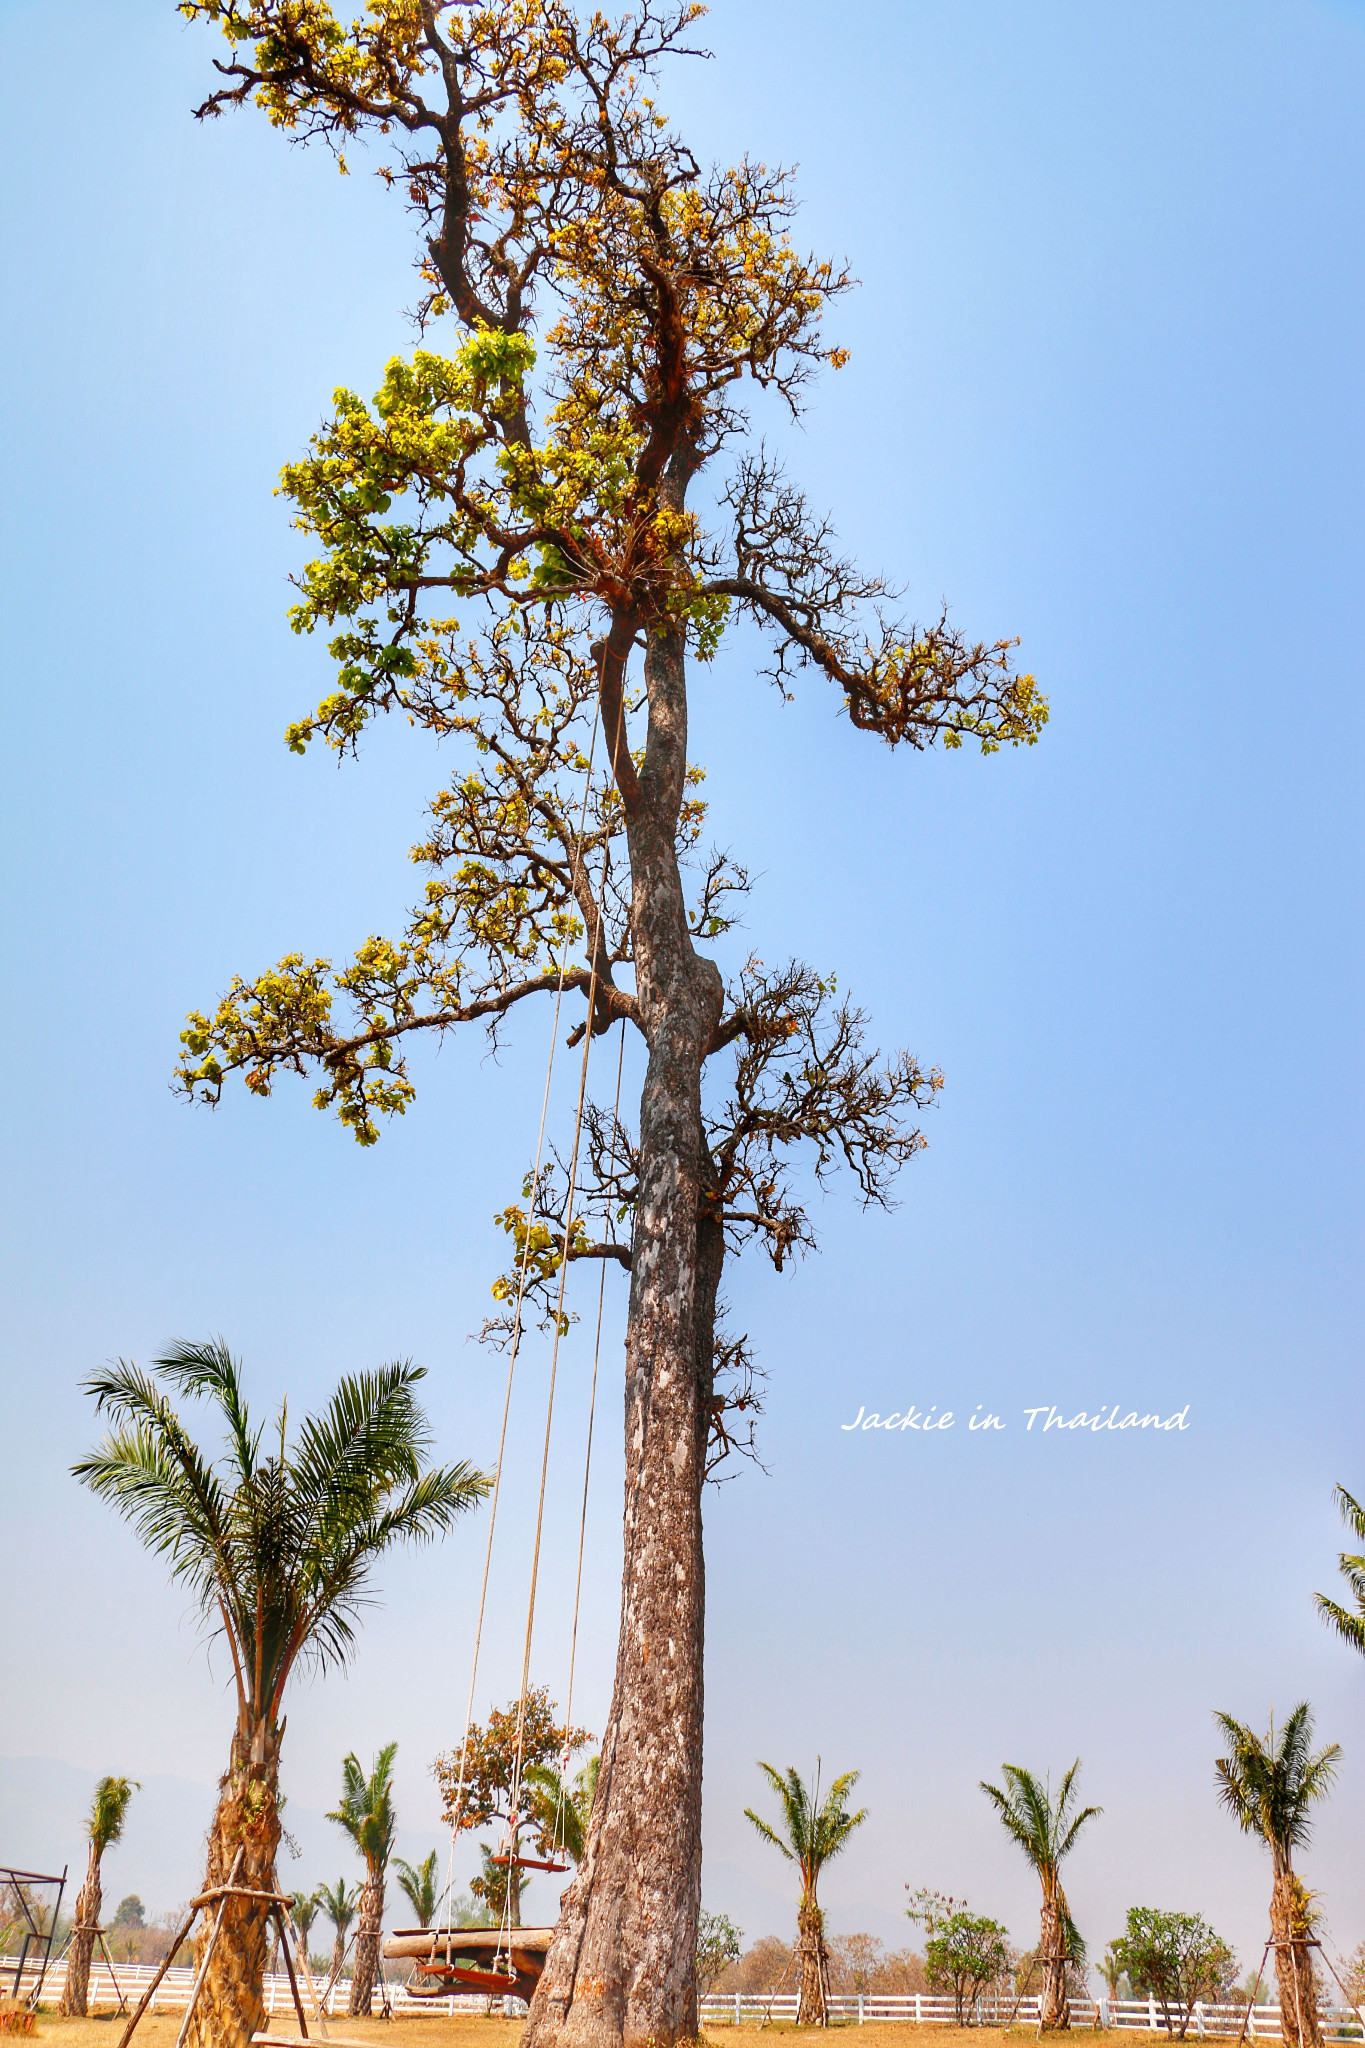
[1195,2002,1205,2037]
[1150,1996,1159,2032]
[858,1994,865,2026]
[916,1994,922,2024]
[735,1993,741,2025]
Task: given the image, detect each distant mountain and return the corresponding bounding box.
[0,1758,452,1921]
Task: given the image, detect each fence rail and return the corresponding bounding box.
[7,1960,1364,2035]
[697,1992,1365,2035]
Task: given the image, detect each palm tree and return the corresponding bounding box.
[289,1890,323,1968]
[1314,1486,1365,1659]
[744,1761,867,2026]
[394,1851,441,1929]
[979,1762,1100,2031]
[317,1878,361,1989]
[329,1744,398,2015]
[74,1342,488,2048]
[59,1776,139,2016]
[1214,1705,1340,2048]
[524,1754,600,1867]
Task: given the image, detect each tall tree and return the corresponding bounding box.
[394,1852,441,1930]
[317,1879,361,1989]
[1214,1705,1340,2048]
[171,7,1046,2042]
[1314,1486,1365,1661]
[979,1762,1100,2031]
[329,1744,399,2016]
[74,1343,488,2048]
[60,1776,139,2017]
[744,1762,867,2025]
[434,1688,591,1929]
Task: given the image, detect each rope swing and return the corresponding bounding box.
[427,688,627,1995]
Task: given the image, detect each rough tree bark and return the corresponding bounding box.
[1038,1887,1071,2032]
[796,1897,830,2027]
[1271,1870,1322,2048]
[524,591,722,2048]
[187,1726,281,2048]
[58,1844,101,2017]
[349,1873,384,2017]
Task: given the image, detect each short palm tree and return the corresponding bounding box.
[394,1851,441,1930]
[524,1754,600,1867]
[744,1761,867,2026]
[74,1342,488,2048]
[59,1776,139,2016]
[317,1878,361,1989]
[980,1762,1100,2031]
[329,1744,398,2015]
[1214,1705,1340,2048]
[1314,1486,1365,1660]
[289,1890,322,1968]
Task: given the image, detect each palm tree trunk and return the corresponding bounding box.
[59,1844,102,2017]
[187,1720,282,2048]
[329,1924,348,1988]
[796,1895,828,2027]
[1271,1871,1322,2048]
[523,616,723,2048]
[1038,1882,1071,2032]
[349,1872,383,2016]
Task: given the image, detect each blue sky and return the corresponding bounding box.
[2,0,1362,1978]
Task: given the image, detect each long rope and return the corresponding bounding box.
[438,702,603,1953]
[502,837,613,1887]
[549,1017,627,1858]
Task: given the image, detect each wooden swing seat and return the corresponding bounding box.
[490,1853,568,1873]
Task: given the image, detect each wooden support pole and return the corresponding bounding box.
[269,1910,309,2042]
[173,1848,248,2048]
[116,1906,204,2048]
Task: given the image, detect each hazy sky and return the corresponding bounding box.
[2,0,1362,1981]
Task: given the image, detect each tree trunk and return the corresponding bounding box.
[329,1924,348,1988]
[187,1720,282,2048]
[1271,1870,1322,2048]
[796,1895,828,2027]
[59,1844,101,2017]
[1038,1884,1071,2032]
[349,1872,384,2017]
[523,607,724,2048]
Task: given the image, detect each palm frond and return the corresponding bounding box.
[88,1776,139,1853]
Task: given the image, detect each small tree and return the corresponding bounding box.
[60,1782,140,2021]
[696,1912,743,1995]
[1215,1705,1339,2048]
[289,1891,323,1964]
[1110,1909,1237,2038]
[923,1911,1011,2026]
[394,1853,440,1930]
[316,1880,360,1988]
[980,1762,1100,2032]
[744,1762,867,2025]
[434,1688,591,1928]
[329,1745,398,2016]
[524,1755,601,1868]
[75,1346,486,2048]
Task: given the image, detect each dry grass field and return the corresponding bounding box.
[26,2018,1099,2048]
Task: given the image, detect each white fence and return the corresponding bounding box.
[697,1992,1365,2035]
[8,1960,1365,2035]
